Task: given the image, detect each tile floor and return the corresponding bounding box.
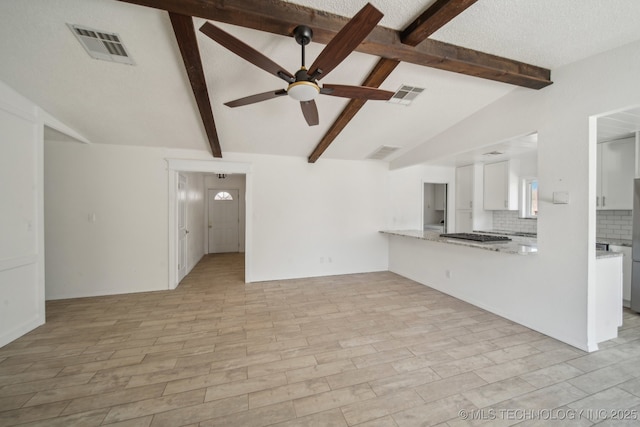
[2,253,640,426]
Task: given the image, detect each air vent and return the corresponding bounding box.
[68,24,135,65]
[367,145,401,160]
[387,85,425,106]
[483,151,504,156]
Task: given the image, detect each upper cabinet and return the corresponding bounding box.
[484,160,519,210]
[455,164,492,232]
[597,138,635,210]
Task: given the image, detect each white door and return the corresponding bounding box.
[208,189,240,253]
[177,174,188,282]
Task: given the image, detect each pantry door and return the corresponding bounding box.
[208,189,240,253]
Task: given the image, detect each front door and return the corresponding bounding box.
[208,189,240,253]
[177,174,188,282]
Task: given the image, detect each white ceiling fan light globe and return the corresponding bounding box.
[287,81,320,101]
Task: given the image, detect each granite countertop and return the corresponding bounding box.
[475,229,537,238]
[596,250,624,259]
[380,230,538,255]
[596,237,632,248]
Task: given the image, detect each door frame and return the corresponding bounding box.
[207,188,240,254]
[167,159,252,289]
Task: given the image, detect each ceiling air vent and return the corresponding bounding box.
[367,145,401,160]
[68,24,135,65]
[387,85,425,106]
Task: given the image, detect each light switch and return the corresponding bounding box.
[553,191,570,204]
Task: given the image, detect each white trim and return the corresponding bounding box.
[0,97,37,122]
[167,158,251,174]
[166,158,253,288]
[42,110,91,144]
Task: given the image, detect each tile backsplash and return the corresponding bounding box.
[492,210,537,234]
[596,210,632,240]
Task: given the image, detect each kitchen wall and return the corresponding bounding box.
[596,210,632,240]
[388,38,640,351]
[493,211,537,234]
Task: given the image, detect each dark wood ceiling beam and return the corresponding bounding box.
[401,0,478,46]
[169,12,222,157]
[308,58,400,163]
[117,0,552,89]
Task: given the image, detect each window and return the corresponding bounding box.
[214,191,233,201]
[521,178,538,218]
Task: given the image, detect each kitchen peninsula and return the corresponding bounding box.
[382,229,622,351]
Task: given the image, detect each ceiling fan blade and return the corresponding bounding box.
[320,84,394,100]
[307,3,383,80]
[225,89,287,108]
[300,100,319,126]
[200,22,294,83]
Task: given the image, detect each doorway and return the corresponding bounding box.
[423,182,447,232]
[208,189,240,253]
[166,158,253,289]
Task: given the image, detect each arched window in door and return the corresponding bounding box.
[214,191,233,201]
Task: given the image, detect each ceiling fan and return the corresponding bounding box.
[199,3,395,126]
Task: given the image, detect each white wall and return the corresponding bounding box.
[0,80,45,347]
[388,164,456,231]
[183,172,205,275]
[205,174,246,252]
[388,39,640,351]
[225,153,390,282]
[44,141,169,299]
[42,141,390,298]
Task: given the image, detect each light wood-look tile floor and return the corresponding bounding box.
[2,253,640,426]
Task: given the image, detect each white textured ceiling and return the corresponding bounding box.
[1,0,640,162]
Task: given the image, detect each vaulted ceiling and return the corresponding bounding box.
[1,0,640,165]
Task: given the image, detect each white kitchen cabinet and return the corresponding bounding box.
[597,138,635,210]
[456,210,473,233]
[610,245,632,307]
[455,164,492,232]
[455,165,473,210]
[595,255,623,343]
[484,160,519,210]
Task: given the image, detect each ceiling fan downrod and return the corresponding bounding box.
[293,25,313,70]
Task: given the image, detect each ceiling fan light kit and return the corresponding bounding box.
[287,81,320,101]
[199,2,394,127]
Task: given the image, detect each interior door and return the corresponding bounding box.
[177,174,188,282]
[208,189,240,253]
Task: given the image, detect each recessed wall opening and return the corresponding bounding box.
[166,159,252,289]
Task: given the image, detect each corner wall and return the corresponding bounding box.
[0,81,45,347]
